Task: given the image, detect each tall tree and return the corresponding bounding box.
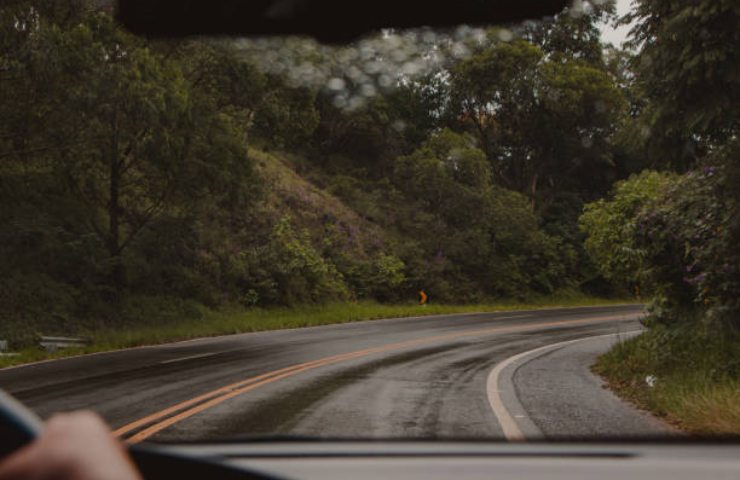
[625,0,739,168]
[2,12,255,290]
[522,0,616,66]
[448,38,624,210]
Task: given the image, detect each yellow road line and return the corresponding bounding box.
[117,313,640,443]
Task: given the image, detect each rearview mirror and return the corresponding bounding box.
[116,0,569,42]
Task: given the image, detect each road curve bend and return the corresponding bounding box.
[0,305,673,441]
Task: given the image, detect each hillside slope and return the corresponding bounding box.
[251,149,388,260]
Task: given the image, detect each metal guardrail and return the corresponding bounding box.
[38,336,91,353]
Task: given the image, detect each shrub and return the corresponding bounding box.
[635,159,739,327]
[581,144,739,328]
[579,170,677,290]
[247,216,349,305]
[0,273,77,348]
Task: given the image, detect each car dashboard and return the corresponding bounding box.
[154,440,740,480]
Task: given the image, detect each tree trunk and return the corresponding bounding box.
[529,172,538,211]
[108,116,124,290]
[242,110,256,155]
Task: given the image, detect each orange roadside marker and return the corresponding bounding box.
[419,290,428,305]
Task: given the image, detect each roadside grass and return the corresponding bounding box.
[593,324,740,436]
[0,295,631,369]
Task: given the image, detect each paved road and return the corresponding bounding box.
[0,305,674,442]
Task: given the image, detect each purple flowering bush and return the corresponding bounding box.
[635,158,739,328]
[581,139,739,328]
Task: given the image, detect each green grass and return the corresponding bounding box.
[0,295,631,369]
[593,324,740,436]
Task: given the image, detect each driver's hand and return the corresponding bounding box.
[0,411,142,480]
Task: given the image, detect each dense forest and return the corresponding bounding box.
[1,0,737,352]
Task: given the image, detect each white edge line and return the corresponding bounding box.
[159,352,221,365]
[486,329,643,441]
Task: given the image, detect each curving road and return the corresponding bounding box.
[0,305,676,442]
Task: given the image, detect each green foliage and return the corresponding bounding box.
[587,1,740,326]
[0,273,76,348]
[252,82,320,149]
[587,3,740,434]
[580,170,677,288]
[447,36,625,210]
[582,151,739,329]
[625,0,739,167]
[634,155,740,327]
[173,41,319,150]
[392,130,570,300]
[6,0,723,349]
[309,94,404,174]
[523,0,616,66]
[257,216,349,305]
[595,323,740,434]
[0,3,263,332]
[385,74,450,150]
[343,253,407,302]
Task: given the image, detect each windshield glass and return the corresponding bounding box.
[1,0,738,444]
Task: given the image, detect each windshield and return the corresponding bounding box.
[0,0,738,444]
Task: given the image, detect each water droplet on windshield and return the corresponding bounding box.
[497,29,513,42]
[327,77,346,91]
[360,83,377,97]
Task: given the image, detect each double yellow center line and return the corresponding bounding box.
[114,313,638,443]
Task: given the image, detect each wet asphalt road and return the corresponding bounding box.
[0,305,673,442]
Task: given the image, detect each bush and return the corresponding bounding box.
[581,146,740,328]
[0,273,77,348]
[579,170,677,290]
[342,252,407,301]
[245,216,349,305]
[635,159,739,327]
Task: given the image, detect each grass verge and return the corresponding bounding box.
[593,323,740,436]
[0,295,630,369]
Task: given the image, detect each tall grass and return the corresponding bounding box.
[593,323,740,435]
[0,295,628,368]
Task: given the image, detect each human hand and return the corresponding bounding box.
[0,411,141,480]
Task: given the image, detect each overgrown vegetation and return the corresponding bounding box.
[594,324,740,435]
[581,0,739,435]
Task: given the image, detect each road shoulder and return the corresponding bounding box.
[491,332,678,439]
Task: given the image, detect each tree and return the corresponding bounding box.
[523,0,616,66]
[385,73,450,152]
[448,38,624,211]
[1,12,256,291]
[392,130,568,299]
[624,0,739,168]
[615,0,739,325]
[448,39,542,177]
[179,42,319,151]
